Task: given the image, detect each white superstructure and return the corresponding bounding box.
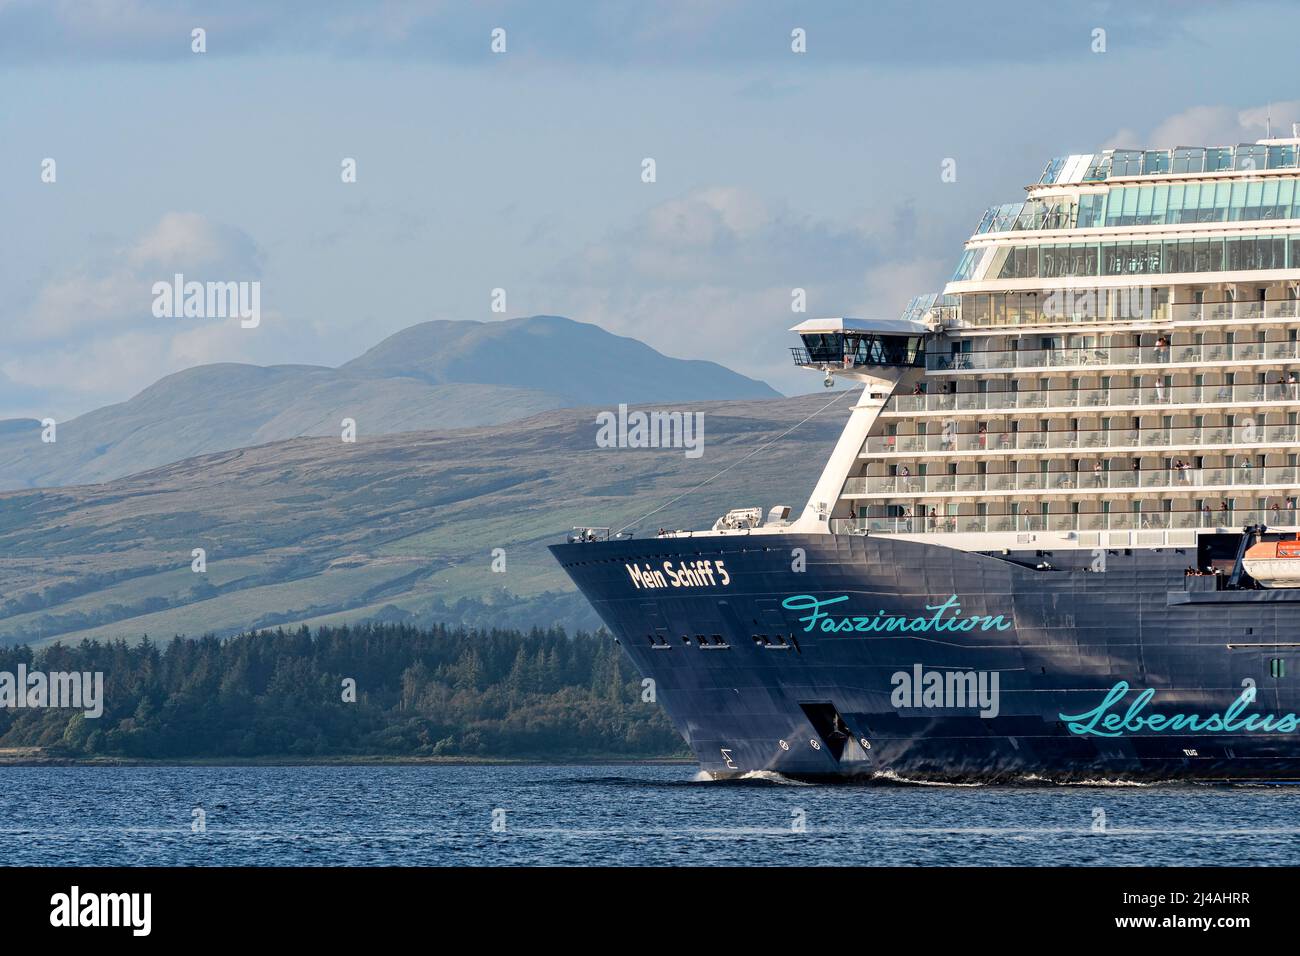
[823,135,1300,552]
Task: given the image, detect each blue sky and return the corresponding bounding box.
[3,0,1300,419]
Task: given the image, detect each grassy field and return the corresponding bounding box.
[0,394,848,646]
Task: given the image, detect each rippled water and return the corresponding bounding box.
[2,764,1299,866]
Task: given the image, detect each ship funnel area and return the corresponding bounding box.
[788,317,931,532]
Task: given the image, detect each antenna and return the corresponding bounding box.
[1266,103,1272,139]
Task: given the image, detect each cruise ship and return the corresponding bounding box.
[552,130,1300,782]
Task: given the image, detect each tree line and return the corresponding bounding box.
[0,623,687,760]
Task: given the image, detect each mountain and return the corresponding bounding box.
[343,314,779,406]
[0,394,846,648]
[0,315,778,490]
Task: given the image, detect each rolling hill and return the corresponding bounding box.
[0,315,778,490]
[0,393,848,647]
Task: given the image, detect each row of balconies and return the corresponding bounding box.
[927,339,1300,372]
[844,464,1298,497]
[865,423,1300,456]
[888,381,1300,415]
[831,507,1293,536]
[946,295,1300,331]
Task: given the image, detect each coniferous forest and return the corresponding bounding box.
[0,624,688,761]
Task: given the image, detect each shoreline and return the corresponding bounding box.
[0,750,695,768]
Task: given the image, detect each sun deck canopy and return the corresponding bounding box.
[789,317,932,336]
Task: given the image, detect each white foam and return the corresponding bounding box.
[738,769,815,786]
[871,769,984,787]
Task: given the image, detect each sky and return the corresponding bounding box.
[3,0,1300,420]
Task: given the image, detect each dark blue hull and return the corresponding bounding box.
[550,534,1300,782]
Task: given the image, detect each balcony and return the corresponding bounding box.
[927,339,1300,372]
[831,507,1296,536]
[887,381,1293,415]
[844,464,1299,498]
[946,298,1300,331]
[866,423,1300,456]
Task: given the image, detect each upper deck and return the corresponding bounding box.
[944,133,1300,313]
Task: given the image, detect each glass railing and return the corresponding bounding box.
[844,464,1298,497]
[866,423,1300,456]
[1072,145,1300,184]
[792,344,923,368]
[926,340,1300,371]
[975,200,1079,235]
[888,381,1290,415]
[831,507,1296,536]
[947,297,1300,330]
[994,173,1300,233]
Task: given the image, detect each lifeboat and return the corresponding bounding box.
[1242,537,1300,587]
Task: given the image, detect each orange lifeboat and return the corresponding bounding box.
[1242,537,1300,588]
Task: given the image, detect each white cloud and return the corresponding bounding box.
[1105,100,1300,150]
[2,213,268,418]
[542,187,955,394]
[129,211,262,269]
[14,212,264,345]
[24,269,145,342]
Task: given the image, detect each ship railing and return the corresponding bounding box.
[865,424,1300,455]
[925,341,1300,372]
[942,298,1300,331]
[791,346,921,369]
[843,465,1300,497]
[832,508,1299,535]
[888,381,1291,415]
